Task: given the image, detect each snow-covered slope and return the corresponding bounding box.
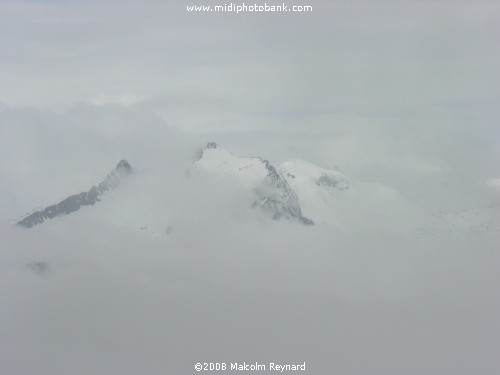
[193,142,459,238]
[14,142,495,242]
[194,142,313,224]
[441,201,500,237]
[281,159,448,235]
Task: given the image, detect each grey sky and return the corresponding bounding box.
[1,0,499,210]
[1,0,499,131]
[1,0,497,231]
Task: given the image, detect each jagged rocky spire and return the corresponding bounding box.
[253,158,313,225]
[17,160,132,228]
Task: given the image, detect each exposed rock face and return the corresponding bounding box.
[205,141,219,150]
[253,158,313,224]
[196,142,314,225]
[17,160,132,228]
[316,174,349,190]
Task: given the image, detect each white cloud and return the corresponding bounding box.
[88,93,148,107]
[1,1,499,133]
[316,133,443,174]
[486,178,500,191]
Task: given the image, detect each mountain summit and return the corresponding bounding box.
[14,144,496,241]
[194,142,330,225]
[17,160,132,228]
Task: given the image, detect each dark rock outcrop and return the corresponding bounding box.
[17,160,132,228]
[253,158,314,225]
[316,173,349,190]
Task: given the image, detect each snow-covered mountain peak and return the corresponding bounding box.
[196,142,269,185]
[13,142,494,241]
[193,143,467,237]
[194,144,314,224]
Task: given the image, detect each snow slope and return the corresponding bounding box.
[194,142,460,239]
[13,141,495,242]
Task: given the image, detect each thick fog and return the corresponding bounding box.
[1,1,500,374]
[1,104,499,374]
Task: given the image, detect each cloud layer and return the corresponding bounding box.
[1,2,499,374]
[1,1,499,132]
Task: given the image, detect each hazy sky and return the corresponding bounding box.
[1,0,499,130]
[1,1,499,212]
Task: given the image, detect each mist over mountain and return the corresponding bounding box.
[1,104,499,375]
[2,0,500,372]
[10,122,495,243]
